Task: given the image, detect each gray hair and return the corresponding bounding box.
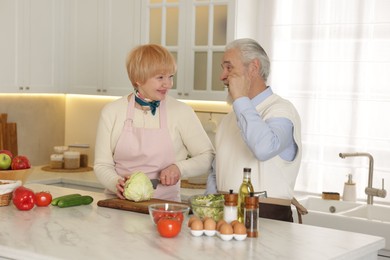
[225,38,270,82]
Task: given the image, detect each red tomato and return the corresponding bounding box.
[11,155,31,170]
[13,186,35,211]
[172,212,184,223]
[157,217,182,238]
[35,191,52,207]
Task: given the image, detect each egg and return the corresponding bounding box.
[188,215,200,227]
[233,222,247,235]
[190,219,204,230]
[203,218,216,230]
[219,223,234,235]
[230,220,239,228]
[216,219,227,231]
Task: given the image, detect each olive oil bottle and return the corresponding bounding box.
[238,168,254,223]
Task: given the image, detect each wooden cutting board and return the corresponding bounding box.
[97,198,190,214]
[0,113,18,156]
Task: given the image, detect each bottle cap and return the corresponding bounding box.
[224,189,238,206]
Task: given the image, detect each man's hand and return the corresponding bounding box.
[228,73,251,101]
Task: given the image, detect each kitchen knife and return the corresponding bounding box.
[150,179,160,189]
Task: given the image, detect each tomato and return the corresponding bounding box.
[172,212,184,223]
[13,186,35,211]
[35,191,53,207]
[157,217,182,238]
[11,155,31,170]
[152,208,184,224]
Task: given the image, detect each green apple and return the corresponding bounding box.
[0,153,12,170]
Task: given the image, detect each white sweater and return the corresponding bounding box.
[94,95,215,193]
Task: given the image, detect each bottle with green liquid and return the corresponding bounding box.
[238,167,254,223]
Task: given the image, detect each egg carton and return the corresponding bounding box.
[189,229,247,241]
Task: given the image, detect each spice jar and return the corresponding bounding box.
[244,192,259,238]
[50,154,63,169]
[69,144,90,167]
[64,151,80,169]
[223,189,238,224]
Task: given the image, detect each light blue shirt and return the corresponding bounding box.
[206,87,298,194]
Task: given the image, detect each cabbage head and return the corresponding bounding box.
[123,171,154,202]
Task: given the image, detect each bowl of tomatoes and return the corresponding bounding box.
[149,203,190,225]
[148,203,190,238]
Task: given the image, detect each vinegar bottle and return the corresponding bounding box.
[238,168,254,223]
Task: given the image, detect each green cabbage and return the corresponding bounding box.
[123,171,154,202]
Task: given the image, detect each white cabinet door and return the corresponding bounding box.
[141,0,234,101]
[65,0,141,96]
[0,0,63,93]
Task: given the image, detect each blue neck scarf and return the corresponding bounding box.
[134,91,160,115]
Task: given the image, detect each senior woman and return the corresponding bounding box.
[94,44,215,202]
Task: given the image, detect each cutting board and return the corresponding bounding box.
[0,113,18,156]
[97,198,190,214]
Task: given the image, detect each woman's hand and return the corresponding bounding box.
[116,176,129,199]
[160,164,181,186]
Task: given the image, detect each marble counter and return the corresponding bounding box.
[0,183,385,260]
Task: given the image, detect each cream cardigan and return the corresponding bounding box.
[94,95,215,193]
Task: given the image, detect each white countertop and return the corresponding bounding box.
[0,183,385,260]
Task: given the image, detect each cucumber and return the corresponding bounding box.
[51,194,82,206]
[57,195,94,208]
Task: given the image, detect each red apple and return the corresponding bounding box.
[11,155,31,170]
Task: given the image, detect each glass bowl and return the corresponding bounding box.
[189,194,224,222]
[148,203,190,225]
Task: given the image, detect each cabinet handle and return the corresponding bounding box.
[102,89,107,93]
[25,86,30,90]
[178,92,182,95]
[97,89,101,93]
[19,86,24,91]
[184,93,189,96]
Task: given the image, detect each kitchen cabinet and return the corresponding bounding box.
[0,0,64,93]
[64,0,141,96]
[141,0,234,101]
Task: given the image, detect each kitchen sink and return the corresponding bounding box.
[341,204,390,222]
[293,196,390,253]
[297,196,362,214]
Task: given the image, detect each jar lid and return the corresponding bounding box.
[50,154,64,161]
[63,151,80,158]
[54,146,69,154]
[245,193,259,208]
[224,193,238,206]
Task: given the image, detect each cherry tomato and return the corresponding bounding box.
[171,212,184,223]
[157,217,182,238]
[152,208,166,223]
[35,191,53,207]
[152,209,184,224]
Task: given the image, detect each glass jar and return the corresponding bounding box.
[63,151,80,169]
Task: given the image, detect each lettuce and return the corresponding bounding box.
[123,171,154,202]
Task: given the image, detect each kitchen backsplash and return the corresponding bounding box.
[0,94,229,166]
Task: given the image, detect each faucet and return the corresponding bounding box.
[339,152,387,205]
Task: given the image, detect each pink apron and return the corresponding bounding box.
[113,94,180,201]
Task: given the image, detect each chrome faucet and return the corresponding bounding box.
[339,152,387,205]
